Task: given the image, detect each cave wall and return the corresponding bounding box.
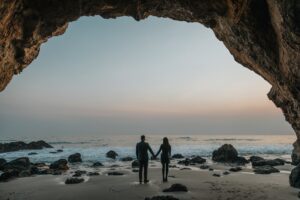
[0,0,300,159]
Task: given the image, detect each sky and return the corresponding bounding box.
[0,16,293,137]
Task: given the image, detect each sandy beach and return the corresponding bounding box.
[0,162,298,200]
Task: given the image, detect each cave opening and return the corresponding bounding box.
[0,16,292,139]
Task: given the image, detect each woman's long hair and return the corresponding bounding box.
[163,137,170,147]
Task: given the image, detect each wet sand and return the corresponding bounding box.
[0,164,298,200]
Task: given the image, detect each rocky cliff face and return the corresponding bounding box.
[0,0,299,157]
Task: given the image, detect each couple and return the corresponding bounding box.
[136,135,171,184]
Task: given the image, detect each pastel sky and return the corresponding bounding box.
[0,16,293,137]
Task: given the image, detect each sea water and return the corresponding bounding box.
[0,134,295,164]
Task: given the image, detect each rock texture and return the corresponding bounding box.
[68,153,82,163]
[0,0,300,156]
[0,141,53,153]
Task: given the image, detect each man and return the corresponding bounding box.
[136,135,155,184]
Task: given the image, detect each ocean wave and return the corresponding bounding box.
[203,138,261,142]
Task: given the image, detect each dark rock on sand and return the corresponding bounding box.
[107,172,124,176]
[236,156,249,165]
[0,170,19,182]
[190,156,206,164]
[2,157,30,172]
[253,165,280,174]
[92,162,103,167]
[57,149,63,153]
[172,154,184,159]
[132,160,139,168]
[178,156,206,166]
[121,156,133,161]
[180,167,191,170]
[88,172,100,176]
[212,144,238,162]
[223,171,230,175]
[177,159,190,166]
[145,196,179,200]
[251,158,285,167]
[132,169,139,173]
[0,158,6,170]
[73,170,86,177]
[0,141,53,153]
[68,153,82,163]
[229,167,242,172]
[34,162,47,167]
[200,165,210,170]
[290,164,300,188]
[49,159,69,170]
[30,166,39,174]
[163,183,188,192]
[209,168,214,171]
[65,177,84,184]
[28,152,37,155]
[88,172,99,176]
[249,156,264,163]
[213,173,221,177]
[106,150,118,159]
[19,170,31,177]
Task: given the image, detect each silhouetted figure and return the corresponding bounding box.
[155,137,171,182]
[136,135,155,184]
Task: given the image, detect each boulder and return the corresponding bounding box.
[177,158,190,166]
[290,165,300,188]
[65,177,84,184]
[132,169,139,173]
[132,160,139,168]
[107,172,124,176]
[0,170,19,182]
[212,144,238,162]
[190,156,206,164]
[223,171,230,175]
[27,140,53,149]
[0,158,7,170]
[19,170,31,177]
[88,172,100,176]
[236,156,249,165]
[121,156,133,161]
[200,165,210,170]
[253,165,279,174]
[249,156,264,163]
[251,158,285,167]
[145,196,179,200]
[73,170,86,177]
[34,162,47,167]
[213,173,221,177]
[49,159,69,170]
[2,157,30,172]
[163,183,188,192]
[171,154,184,159]
[180,167,191,170]
[0,141,53,153]
[92,162,103,167]
[229,167,242,172]
[68,153,82,163]
[57,149,63,153]
[106,150,118,159]
[178,156,206,166]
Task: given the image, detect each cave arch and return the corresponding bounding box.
[1,0,300,162]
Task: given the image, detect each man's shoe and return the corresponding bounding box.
[144,179,149,183]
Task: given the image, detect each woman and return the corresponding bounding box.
[155,137,171,182]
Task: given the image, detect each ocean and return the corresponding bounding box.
[0,134,295,164]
